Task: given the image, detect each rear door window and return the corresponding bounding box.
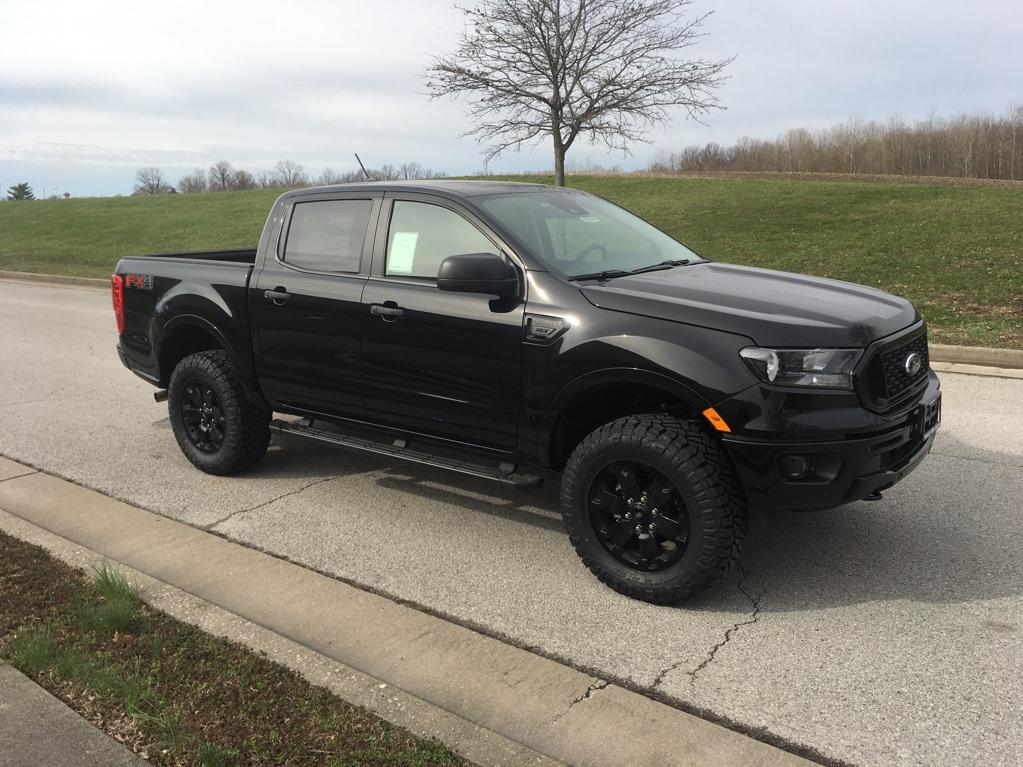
[284,199,373,273]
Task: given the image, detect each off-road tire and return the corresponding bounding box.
[168,350,271,475]
[560,414,747,604]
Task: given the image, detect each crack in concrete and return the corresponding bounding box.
[205,476,341,529]
[652,565,764,690]
[570,679,608,707]
[544,678,609,731]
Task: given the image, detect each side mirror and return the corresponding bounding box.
[437,253,519,299]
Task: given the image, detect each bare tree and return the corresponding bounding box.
[134,167,170,195]
[208,160,236,192]
[257,170,280,189]
[317,168,345,185]
[178,168,208,193]
[425,0,731,186]
[231,169,258,190]
[398,161,425,180]
[273,159,308,187]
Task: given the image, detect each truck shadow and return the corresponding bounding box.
[363,432,1021,611]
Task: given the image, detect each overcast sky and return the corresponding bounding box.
[2,0,1020,197]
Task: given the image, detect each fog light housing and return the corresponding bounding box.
[779,454,812,480]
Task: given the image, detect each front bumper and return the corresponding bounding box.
[722,377,941,511]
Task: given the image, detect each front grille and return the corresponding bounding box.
[860,325,929,412]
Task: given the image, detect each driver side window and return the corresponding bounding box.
[385,201,497,279]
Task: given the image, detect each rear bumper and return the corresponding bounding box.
[117,343,159,385]
[722,379,941,511]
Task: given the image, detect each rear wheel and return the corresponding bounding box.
[560,414,747,604]
[168,350,270,475]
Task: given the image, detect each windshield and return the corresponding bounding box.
[475,189,700,278]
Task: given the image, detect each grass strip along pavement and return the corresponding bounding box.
[0,531,467,767]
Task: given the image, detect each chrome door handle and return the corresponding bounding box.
[370,304,404,321]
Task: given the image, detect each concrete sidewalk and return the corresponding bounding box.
[0,455,815,767]
[0,662,146,767]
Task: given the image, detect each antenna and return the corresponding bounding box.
[354,153,371,181]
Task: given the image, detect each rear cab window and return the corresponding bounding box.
[283,199,373,273]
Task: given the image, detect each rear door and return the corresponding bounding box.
[250,191,381,417]
[359,194,525,451]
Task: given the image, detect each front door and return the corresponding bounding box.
[250,193,380,417]
[360,196,524,451]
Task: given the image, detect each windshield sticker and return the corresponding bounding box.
[388,231,418,274]
[579,216,600,223]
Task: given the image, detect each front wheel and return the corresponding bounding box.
[560,415,747,604]
[168,350,270,475]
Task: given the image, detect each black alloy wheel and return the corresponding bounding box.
[179,378,227,453]
[560,414,747,604]
[588,461,689,571]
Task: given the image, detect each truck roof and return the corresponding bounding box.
[279,179,554,199]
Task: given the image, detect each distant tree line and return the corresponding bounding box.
[132,160,446,196]
[650,107,1023,181]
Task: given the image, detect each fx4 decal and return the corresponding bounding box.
[124,274,154,290]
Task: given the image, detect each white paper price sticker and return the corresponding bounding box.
[388,232,419,274]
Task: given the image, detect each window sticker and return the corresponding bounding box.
[580,215,600,223]
[388,231,418,274]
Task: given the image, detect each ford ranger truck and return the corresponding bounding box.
[113,181,941,604]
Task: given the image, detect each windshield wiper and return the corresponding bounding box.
[626,258,692,275]
[569,269,631,282]
[570,259,692,283]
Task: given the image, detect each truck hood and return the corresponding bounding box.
[579,262,918,347]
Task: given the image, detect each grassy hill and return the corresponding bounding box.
[0,175,1019,348]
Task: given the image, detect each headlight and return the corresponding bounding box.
[739,347,862,389]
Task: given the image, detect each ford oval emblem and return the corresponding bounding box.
[904,352,923,376]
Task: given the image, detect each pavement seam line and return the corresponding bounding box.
[0,469,39,485]
[205,475,343,529]
[929,450,1023,469]
[206,462,405,529]
[2,384,123,410]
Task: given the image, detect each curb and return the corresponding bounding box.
[0,508,561,767]
[930,343,1023,370]
[2,269,1020,370]
[0,455,815,767]
[0,270,108,288]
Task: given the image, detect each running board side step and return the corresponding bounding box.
[269,419,543,488]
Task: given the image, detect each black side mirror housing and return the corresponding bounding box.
[437,253,519,299]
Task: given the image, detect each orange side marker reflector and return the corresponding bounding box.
[702,407,731,433]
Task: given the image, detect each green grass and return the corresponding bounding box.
[0,532,468,767]
[0,175,1019,347]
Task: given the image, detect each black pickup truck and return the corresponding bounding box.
[114,180,940,603]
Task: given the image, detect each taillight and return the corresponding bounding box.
[111,274,125,334]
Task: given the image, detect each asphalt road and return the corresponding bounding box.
[1,279,1020,767]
